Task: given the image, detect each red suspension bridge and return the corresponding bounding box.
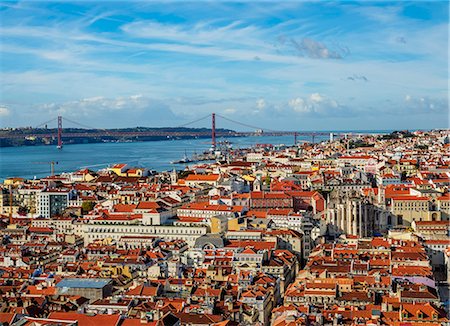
[1,113,353,149]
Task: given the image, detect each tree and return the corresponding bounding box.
[18,205,29,216]
[400,172,408,181]
[179,170,194,179]
[82,201,95,214]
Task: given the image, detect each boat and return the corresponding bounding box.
[170,150,193,164]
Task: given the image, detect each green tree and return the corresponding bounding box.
[18,205,29,216]
[82,201,95,214]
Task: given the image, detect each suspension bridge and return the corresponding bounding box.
[0,113,346,149]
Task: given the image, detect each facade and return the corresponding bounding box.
[84,220,207,247]
[37,189,81,218]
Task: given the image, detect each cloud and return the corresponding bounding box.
[223,107,236,115]
[361,94,448,119]
[0,107,10,117]
[403,95,447,114]
[396,36,407,44]
[121,20,262,47]
[36,95,179,128]
[0,2,447,131]
[276,37,350,59]
[172,96,254,106]
[293,38,348,59]
[256,98,266,111]
[347,74,368,82]
[287,93,351,116]
[350,5,403,24]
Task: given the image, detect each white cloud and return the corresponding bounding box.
[35,95,178,128]
[288,98,309,113]
[289,37,349,59]
[0,2,447,130]
[0,107,10,116]
[256,98,266,111]
[351,5,403,24]
[288,93,346,116]
[403,95,447,113]
[121,20,264,48]
[224,107,237,115]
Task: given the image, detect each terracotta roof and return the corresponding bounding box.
[391,196,429,201]
[185,174,220,181]
[48,312,121,326]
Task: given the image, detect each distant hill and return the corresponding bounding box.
[0,127,238,147]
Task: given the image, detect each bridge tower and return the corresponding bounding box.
[57,116,63,149]
[294,132,298,145]
[211,113,216,151]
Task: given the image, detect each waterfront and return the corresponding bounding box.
[0,135,315,180]
[0,131,393,180]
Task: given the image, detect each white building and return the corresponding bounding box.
[83,220,207,247]
[37,189,79,218]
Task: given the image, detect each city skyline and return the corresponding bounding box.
[0,1,448,130]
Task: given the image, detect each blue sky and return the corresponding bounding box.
[0,1,448,131]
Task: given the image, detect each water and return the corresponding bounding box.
[0,135,306,180]
[0,132,386,180]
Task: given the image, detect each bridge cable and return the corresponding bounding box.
[62,117,116,137]
[62,117,100,130]
[175,114,212,128]
[34,118,58,129]
[215,114,278,133]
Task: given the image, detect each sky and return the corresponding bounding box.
[0,1,448,131]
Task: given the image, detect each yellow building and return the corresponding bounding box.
[395,159,418,176]
[3,178,24,186]
[391,196,440,226]
[0,188,20,215]
[71,169,96,182]
[107,163,129,175]
[228,216,247,231]
[107,164,148,177]
[125,168,148,177]
[99,263,134,279]
[210,215,228,234]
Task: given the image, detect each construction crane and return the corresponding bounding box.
[32,161,59,176]
[8,185,13,225]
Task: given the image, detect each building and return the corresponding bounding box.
[56,278,113,302]
[37,189,79,218]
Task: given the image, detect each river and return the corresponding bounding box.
[0,132,386,180]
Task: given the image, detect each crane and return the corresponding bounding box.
[32,161,59,176]
[8,185,13,225]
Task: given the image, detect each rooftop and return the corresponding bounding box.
[56,278,112,289]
